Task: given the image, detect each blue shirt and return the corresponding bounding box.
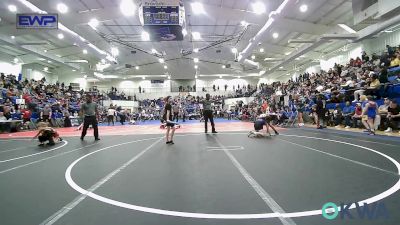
[342,106,355,114]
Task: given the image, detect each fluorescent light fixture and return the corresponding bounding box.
[238,76,241,78]
[252,2,266,14]
[88,18,99,29]
[151,48,157,54]
[56,54,62,57]
[295,57,300,60]
[222,65,226,69]
[182,28,188,36]
[259,70,266,76]
[285,52,291,55]
[120,0,136,16]
[135,66,139,70]
[111,47,119,56]
[72,69,76,72]
[195,75,198,79]
[159,58,165,63]
[57,33,64,39]
[44,67,48,71]
[57,3,68,13]
[141,31,150,41]
[193,48,199,53]
[43,50,48,52]
[192,32,201,40]
[251,55,256,60]
[259,48,264,53]
[279,66,283,69]
[83,49,88,54]
[193,58,199,63]
[194,65,198,69]
[240,21,248,26]
[83,75,88,78]
[231,47,238,53]
[8,5,17,12]
[142,76,145,80]
[164,65,168,69]
[47,60,52,63]
[272,32,279,39]
[299,4,308,13]
[337,24,357,34]
[13,58,19,63]
[11,36,15,39]
[191,2,205,14]
[168,76,171,79]
[219,75,222,78]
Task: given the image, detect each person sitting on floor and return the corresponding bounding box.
[32,122,62,146]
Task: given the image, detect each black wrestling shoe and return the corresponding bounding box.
[38,143,45,147]
[275,131,279,135]
[47,142,55,146]
[212,130,218,133]
[80,137,84,141]
[205,130,208,133]
[95,138,100,141]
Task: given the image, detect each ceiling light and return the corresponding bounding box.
[194,65,198,69]
[44,67,48,71]
[57,33,64,39]
[222,65,226,69]
[252,2,266,14]
[272,32,279,39]
[193,48,199,53]
[159,58,165,63]
[164,65,168,69]
[57,3,68,13]
[240,21,248,26]
[88,18,99,29]
[191,2,205,14]
[279,66,283,69]
[168,76,171,79]
[193,58,199,63]
[337,24,357,34]
[84,75,88,78]
[8,5,17,12]
[141,31,150,41]
[56,54,62,57]
[48,60,52,63]
[135,66,139,70]
[111,47,119,56]
[251,55,256,60]
[299,4,308,13]
[182,28,188,36]
[72,69,76,72]
[259,48,264,53]
[120,0,136,16]
[11,36,15,39]
[238,76,241,78]
[142,76,145,80]
[285,52,291,55]
[231,47,238,54]
[83,49,88,54]
[295,57,300,60]
[13,58,19,63]
[44,50,48,53]
[151,48,157,54]
[195,75,198,79]
[192,32,201,40]
[219,75,222,78]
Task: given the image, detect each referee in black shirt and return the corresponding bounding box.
[80,95,100,141]
[202,93,218,133]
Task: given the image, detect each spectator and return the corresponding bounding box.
[342,101,355,128]
[384,99,400,133]
[352,103,363,128]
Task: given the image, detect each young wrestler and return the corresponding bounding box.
[248,114,279,138]
[32,122,62,146]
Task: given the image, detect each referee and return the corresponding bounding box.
[202,93,217,133]
[80,95,100,141]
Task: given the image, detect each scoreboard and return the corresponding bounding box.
[143,6,180,25]
[139,0,185,41]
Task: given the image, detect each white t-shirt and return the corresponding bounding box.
[108,108,116,116]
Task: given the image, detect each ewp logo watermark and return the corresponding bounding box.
[17,14,58,29]
[322,202,389,220]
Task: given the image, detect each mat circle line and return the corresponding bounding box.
[65,133,400,219]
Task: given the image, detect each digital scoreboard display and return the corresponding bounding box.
[143,6,179,25]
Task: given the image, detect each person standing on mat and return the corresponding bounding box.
[202,93,217,133]
[80,95,100,141]
[163,96,175,144]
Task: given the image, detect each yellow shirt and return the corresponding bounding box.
[369,79,380,88]
[390,58,400,67]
